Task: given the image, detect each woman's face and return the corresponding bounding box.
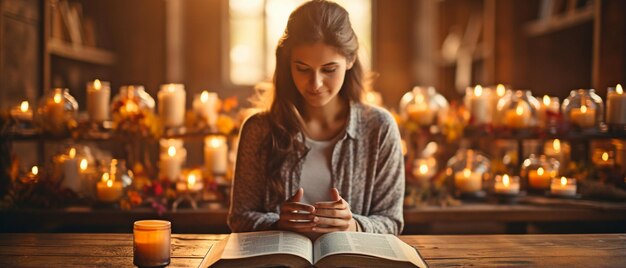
[290,42,353,108]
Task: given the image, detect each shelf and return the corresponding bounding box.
[47,38,117,66]
[524,6,595,37]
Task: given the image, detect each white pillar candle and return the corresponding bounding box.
[159,145,186,182]
[158,83,186,128]
[133,220,171,267]
[96,173,123,203]
[504,103,531,128]
[454,168,482,193]
[468,85,492,125]
[550,177,577,197]
[192,91,219,127]
[62,148,81,193]
[204,135,228,175]
[86,79,111,122]
[570,105,596,128]
[606,84,626,125]
[494,174,520,195]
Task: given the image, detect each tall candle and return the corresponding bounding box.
[159,145,186,182]
[48,89,66,130]
[606,84,626,126]
[204,136,228,175]
[494,174,520,195]
[570,105,596,128]
[62,148,81,193]
[133,220,171,267]
[468,85,492,125]
[504,103,531,128]
[550,177,577,197]
[158,84,186,128]
[86,79,111,122]
[96,173,123,203]
[527,167,552,190]
[192,91,219,127]
[491,84,508,124]
[454,168,482,193]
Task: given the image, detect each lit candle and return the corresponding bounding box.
[48,89,66,131]
[468,85,493,125]
[491,84,508,124]
[133,220,171,267]
[550,177,577,197]
[192,90,219,128]
[204,135,228,175]
[177,171,204,192]
[62,148,81,193]
[9,101,34,122]
[159,145,186,182]
[592,149,615,168]
[454,168,482,193]
[26,165,39,182]
[158,83,186,128]
[504,103,531,128]
[527,167,553,190]
[86,79,111,122]
[406,93,434,126]
[606,84,626,126]
[494,174,520,195]
[96,173,123,203]
[411,157,437,183]
[570,105,596,128]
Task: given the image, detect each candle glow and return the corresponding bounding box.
[560,176,567,186]
[474,85,483,97]
[32,166,38,175]
[201,91,209,102]
[553,139,561,153]
[617,84,623,94]
[543,95,550,106]
[418,164,428,175]
[581,105,588,113]
[79,159,88,171]
[101,172,110,182]
[167,146,176,157]
[20,101,29,112]
[502,174,510,186]
[602,152,609,161]
[69,148,76,158]
[516,105,523,115]
[496,84,505,97]
[94,79,101,90]
[53,93,62,104]
[106,180,113,188]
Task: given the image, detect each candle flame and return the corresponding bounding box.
[201,91,209,102]
[617,84,623,94]
[168,84,176,92]
[94,79,102,90]
[188,173,197,187]
[31,166,39,175]
[102,172,110,182]
[168,146,176,157]
[553,139,561,152]
[474,85,483,97]
[496,84,506,97]
[79,159,88,171]
[419,164,428,175]
[69,148,76,158]
[125,100,138,113]
[503,174,510,186]
[463,168,471,178]
[516,105,524,115]
[560,177,567,186]
[208,137,224,148]
[537,167,545,176]
[20,101,29,112]
[53,93,62,104]
[581,105,587,113]
[602,152,609,161]
[106,179,113,188]
[543,95,550,106]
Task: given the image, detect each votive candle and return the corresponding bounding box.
[133,220,171,267]
[86,79,111,122]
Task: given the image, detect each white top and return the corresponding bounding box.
[300,132,343,204]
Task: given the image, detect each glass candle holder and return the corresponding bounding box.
[543,139,570,172]
[491,84,512,127]
[399,86,448,127]
[111,85,155,117]
[446,149,491,196]
[158,83,186,128]
[521,154,560,192]
[550,177,577,197]
[493,174,520,195]
[133,220,171,267]
[496,90,540,129]
[36,88,79,136]
[465,85,494,126]
[538,95,560,129]
[606,84,626,132]
[562,89,604,129]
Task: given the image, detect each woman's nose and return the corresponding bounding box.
[309,72,323,89]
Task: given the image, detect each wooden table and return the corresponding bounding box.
[0,233,624,267]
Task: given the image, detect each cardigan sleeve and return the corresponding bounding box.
[227,114,280,232]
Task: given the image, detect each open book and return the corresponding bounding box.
[200,231,428,268]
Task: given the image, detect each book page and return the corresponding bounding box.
[313,232,425,267]
[221,231,312,263]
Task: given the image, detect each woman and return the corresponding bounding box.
[228,0,404,237]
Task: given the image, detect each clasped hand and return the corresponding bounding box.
[276,188,356,235]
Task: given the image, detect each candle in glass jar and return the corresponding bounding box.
[86,79,111,122]
[494,174,520,195]
[606,84,626,125]
[158,84,186,128]
[133,220,171,268]
[504,103,531,128]
[406,93,434,126]
[177,171,204,192]
[570,105,596,128]
[96,173,123,203]
[527,167,553,190]
[454,168,482,193]
[159,146,186,182]
[204,136,228,175]
[550,177,577,197]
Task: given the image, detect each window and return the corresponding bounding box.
[229,0,372,85]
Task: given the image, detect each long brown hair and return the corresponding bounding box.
[265,0,364,205]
